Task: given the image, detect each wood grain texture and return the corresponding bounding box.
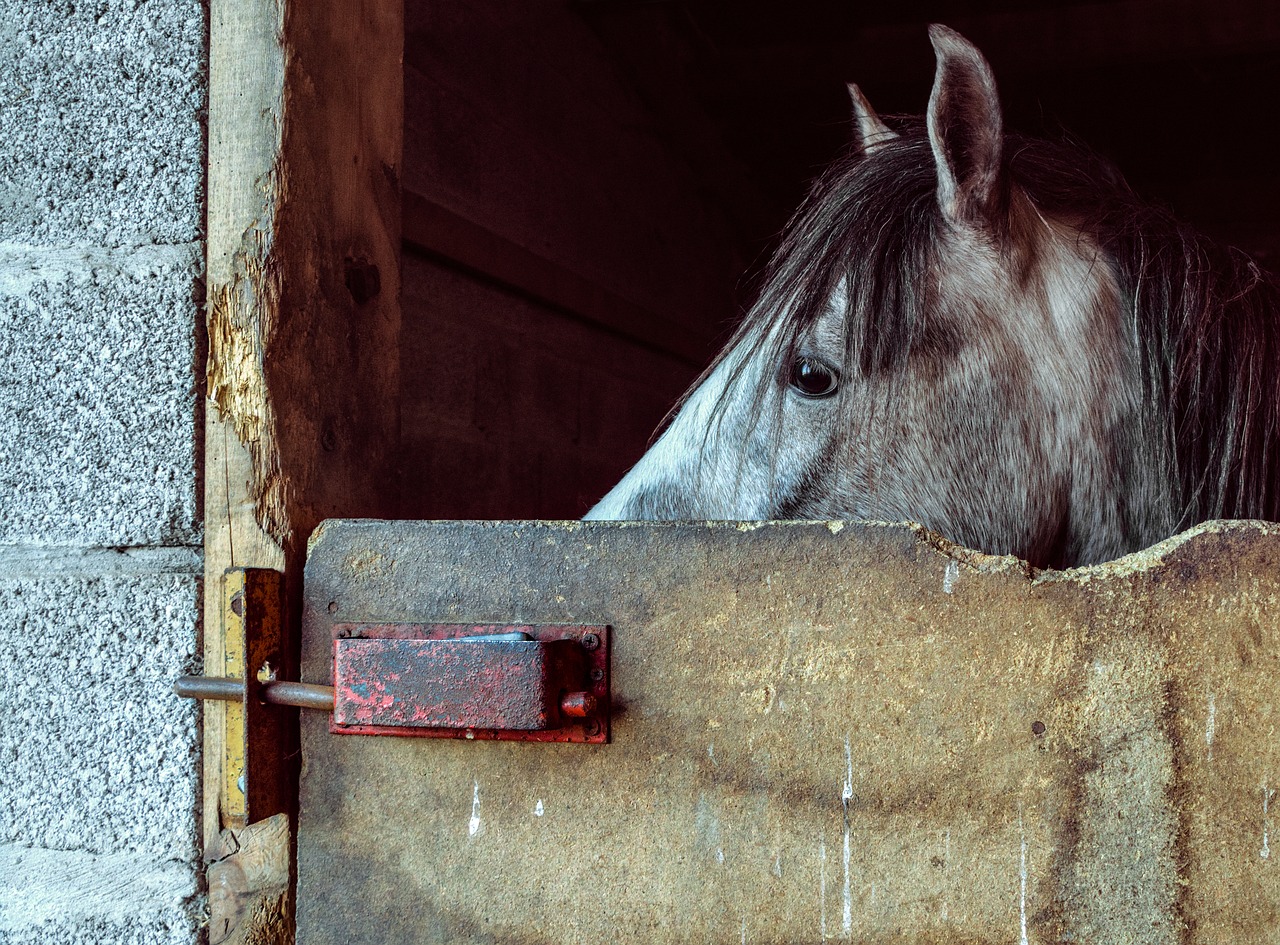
[206,814,291,945]
[204,0,402,938]
[402,191,710,365]
[205,0,288,854]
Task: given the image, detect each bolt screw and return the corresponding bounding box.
[581,633,600,651]
[584,719,602,737]
[589,668,604,682]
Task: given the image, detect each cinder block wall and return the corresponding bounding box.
[0,0,206,940]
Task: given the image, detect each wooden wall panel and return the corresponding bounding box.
[204,0,402,937]
[399,1,747,517]
[399,251,695,519]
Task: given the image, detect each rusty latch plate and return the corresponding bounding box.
[330,624,610,743]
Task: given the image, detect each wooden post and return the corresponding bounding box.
[204,0,402,937]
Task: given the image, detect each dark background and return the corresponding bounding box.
[583,1,1280,264]
[399,1,1280,520]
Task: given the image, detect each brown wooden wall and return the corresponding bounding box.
[399,255,698,519]
[398,1,1280,520]
[399,2,747,519]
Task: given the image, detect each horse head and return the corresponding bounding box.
[586,26,1279,569]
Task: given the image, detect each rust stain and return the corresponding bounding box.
[326,623,610,744]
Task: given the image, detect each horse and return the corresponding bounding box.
[584,25,1280,569]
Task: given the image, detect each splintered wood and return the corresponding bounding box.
[204,0,402,939]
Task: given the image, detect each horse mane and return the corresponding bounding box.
[1010,131,1280,529]
[706,118,1280,532]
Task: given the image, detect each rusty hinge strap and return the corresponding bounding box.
[214,567,292,830]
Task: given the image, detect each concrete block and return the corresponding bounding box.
[0,568,200,861]
[0,0,205,247]
[0,244,200,546]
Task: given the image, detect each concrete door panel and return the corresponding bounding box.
[297,519,1280,943]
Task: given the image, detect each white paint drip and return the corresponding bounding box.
[695,793,721,861]
[819,834,827,942]
[1263,781,1273,860]
[773,853,782,878]
[1205,693,1216,761]
[842,738,853,937]
[943,559,959,594]
[534,799,544,817]
[741,915,748,944]
[1019,819,1029,945]
[468,781,481,837]
[708,741,717,765]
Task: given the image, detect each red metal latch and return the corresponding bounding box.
[176,623,610,745]
[330,624,609,743]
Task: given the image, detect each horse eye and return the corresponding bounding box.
[788,358,839,398]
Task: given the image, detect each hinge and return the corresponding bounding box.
[180,567,293,829]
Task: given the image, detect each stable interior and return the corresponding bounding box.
[399,0,1280,521]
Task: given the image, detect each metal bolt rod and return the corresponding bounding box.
[174,675,336,711]
[178,678,599,724]
[266,680,338,711]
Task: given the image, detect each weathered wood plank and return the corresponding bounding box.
[206,813,291,945]
[402,191,710,365]
[204,0,402,937]
[204,0,288,853]
[297,519,1280,943]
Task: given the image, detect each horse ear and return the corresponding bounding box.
[925,24,1004,225]
[848,83,897,155]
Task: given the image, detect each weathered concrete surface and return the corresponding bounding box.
[0,845,199,944]
[0,562,202,940]
[0,0,205,248]
[0,0,206,938]
[0,569,200,856]
[0,244,201,546]
[297,519,1280,944]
